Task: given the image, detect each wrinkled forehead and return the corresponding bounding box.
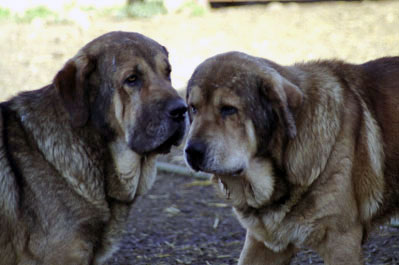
[188,84,242,109]
[80,31,169,68]
[188,59,257,104]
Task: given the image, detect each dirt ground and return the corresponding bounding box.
[105,164,399,265]
[1,1,399,264]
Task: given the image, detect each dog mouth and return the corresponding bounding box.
[128,117,186,156]
[187,160,244,177]
[152,127,184,154]
[206,167,244,177]
[185,141,245,176]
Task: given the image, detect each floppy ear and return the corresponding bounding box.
[260,73,303,139]
[53,56,95,127]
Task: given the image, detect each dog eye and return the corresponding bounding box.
[165,66,172,79]
[190,105,197,115]
[125,75,140,86]
[220,105,238,117]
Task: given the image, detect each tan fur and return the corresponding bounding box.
[0,31,186,265]
[185,52,399,264]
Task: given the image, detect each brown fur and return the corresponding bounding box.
[184,51,399,264]
[0,31,187,265]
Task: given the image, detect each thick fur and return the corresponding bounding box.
[0,31,186,265]
[184,51,399,264]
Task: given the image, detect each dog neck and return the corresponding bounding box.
[10,86,159,206]
[107,139,157,203]
[7,86,109,208]
[213,156,304,217]
[214,158,282,209]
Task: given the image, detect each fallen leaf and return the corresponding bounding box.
[164,205,181,215]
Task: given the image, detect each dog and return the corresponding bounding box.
[0,31,187,265]
[184,51,399,264]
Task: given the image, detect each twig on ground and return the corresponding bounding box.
[156,161,212,180]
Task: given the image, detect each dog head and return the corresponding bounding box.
[53,31,187,155]
[184,51,302,176]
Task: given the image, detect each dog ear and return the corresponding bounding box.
[260,73,303,139]
[54,56,95,127]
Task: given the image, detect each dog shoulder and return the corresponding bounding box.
[0,103,21,222]
[288,59,387,221]
[283,61,347,186]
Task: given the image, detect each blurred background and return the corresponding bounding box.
[0,0,398,101]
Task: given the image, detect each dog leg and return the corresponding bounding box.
[317,223,364,265]
[92,202,131,265]
[93,141,158,265]
[238,231,295,265]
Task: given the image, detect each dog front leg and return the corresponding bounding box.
[316,223,364,265]
[91,142,141,265]
[92,201,131,265]
[238,231,296,265]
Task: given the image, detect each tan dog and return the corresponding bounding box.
[0,31,187,265]
[184,51,399,264]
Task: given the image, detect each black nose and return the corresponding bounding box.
[166,98,187,122]
[185,139,206,171]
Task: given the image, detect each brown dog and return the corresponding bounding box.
[0,31,187,265]
[184,51,399,264]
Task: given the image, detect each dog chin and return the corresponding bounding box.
[152,129,183,154]
[202,166,245,177]
[185,156,246,176]
[144,129,184,155]
[128,124,185,156]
